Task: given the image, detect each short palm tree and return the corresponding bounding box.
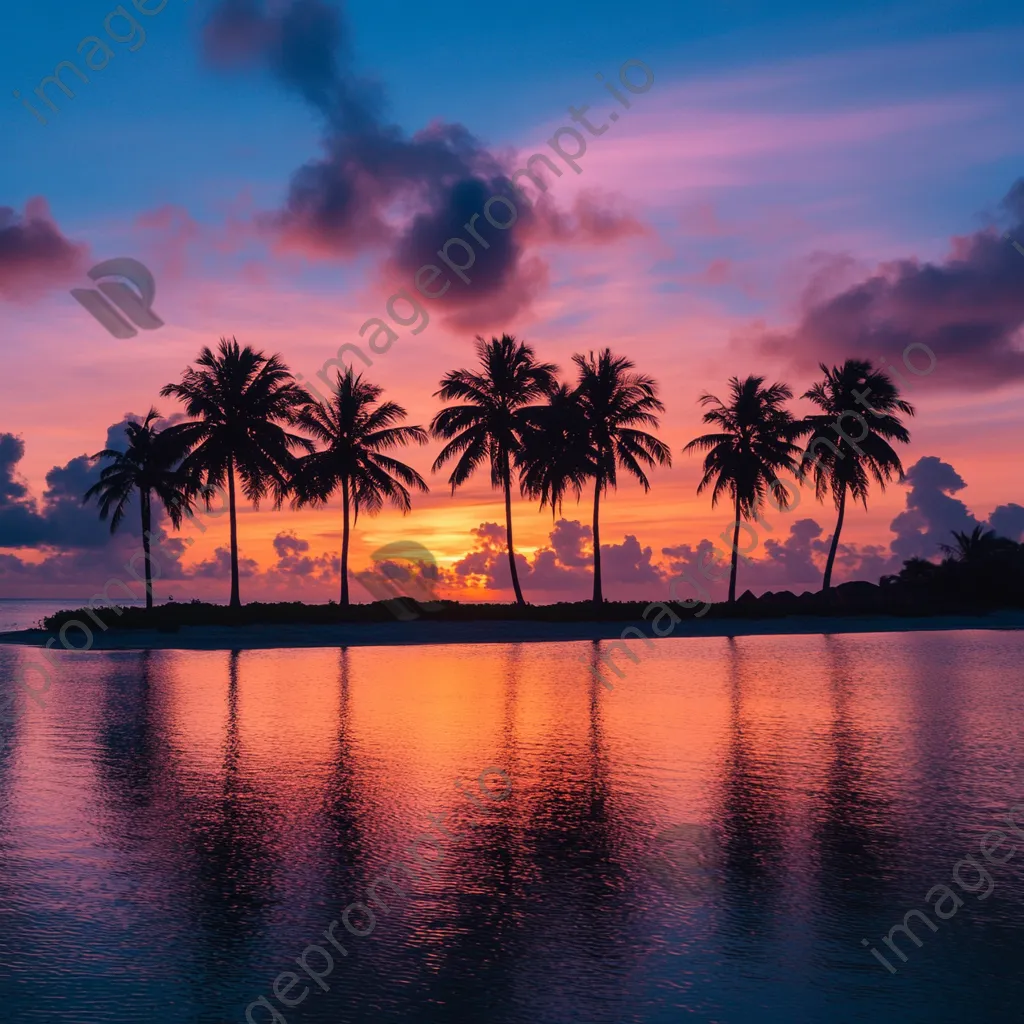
[683,376,802,604]
[573,349,672,606]
[939,525,1016,563]
[431,335,557,605]
[800,360,914,591]
[291,368,429,606]
[83,409,194,609]
[160,338,313,607]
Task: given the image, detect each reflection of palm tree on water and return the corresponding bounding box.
[176,650,281,977]
[714,639,789,929]
[809,635,904,972]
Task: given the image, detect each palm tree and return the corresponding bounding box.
[939,525,1017,562]
[159,338,312,608]
[683,376,802,604]
[518,383,593,518]
[83,409,194,610]
[800,360,914,591]
[291,368,429,606]
[431,335,557,606]
[573,349,671,606]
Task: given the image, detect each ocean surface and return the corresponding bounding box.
[0,598,82,632]
[1,630,1023,1023]
[0,597,150,633]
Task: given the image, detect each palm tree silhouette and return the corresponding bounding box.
[683,376,802,604]
[83,409,194,610]
[518,383,593,518]
[291,368,429,606]
[573,349,671,606]
[800,360,913,591]
[431,335,557,606]
[160,338,312,608]
[939,525,1016,562]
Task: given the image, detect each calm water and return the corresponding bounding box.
[2,631,1024,1023]
[0,599,80,632]
[0,598,147,632]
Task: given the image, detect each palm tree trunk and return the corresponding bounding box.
[340,476,351,607]
[227,458,241,609]
[141,489,154,611]
[728,492,741,604]
[592,476,603,605]
[822,486,847,591]
[504,458,525,606]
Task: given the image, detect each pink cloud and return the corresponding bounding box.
[0,198,88,301]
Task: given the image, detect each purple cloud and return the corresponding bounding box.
[756,179,1024,390]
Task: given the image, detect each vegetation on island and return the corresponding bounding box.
[73,334,1022,623]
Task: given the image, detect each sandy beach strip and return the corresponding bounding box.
[1,610,1022,652]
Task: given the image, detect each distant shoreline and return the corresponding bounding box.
[2,610,1023,652]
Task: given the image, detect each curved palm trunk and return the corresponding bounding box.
[227,458,241,609]
[592,476,603,606]
[728,492,742,604]
[340,477,351,607]
[140,489,154,611]
[822,485,847,591]
[503,458,526,606]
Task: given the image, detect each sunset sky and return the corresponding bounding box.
[1,0,1023,603]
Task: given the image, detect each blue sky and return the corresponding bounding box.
[4,0,1021,224]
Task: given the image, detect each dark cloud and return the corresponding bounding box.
[191,546,259,579]
[269,530,337,578]
[756,179,1024,389]
[447,523,531,590]
[0,416,177,552]
[601,534,662,585]
[662,538,727,582]
[0,198,87,301]
[446,521,670,596]
[273,531,307,558]
[888,457,1024,558]
[550,519,592,568]
[1002,180,1024,223]
[664,523,831,599]
[0,433,118,549]
[42,453,130,550]
[889,457,980,561]
[0,434,48,547]
[0,417,195,596]
[754,518,830,588]
[988,503,1024,542]
[202,0,643,328]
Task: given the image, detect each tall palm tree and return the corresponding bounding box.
[160,338,312,608]
[291,368,429,606]
[83,409,194,610]
[683,376,802,604]
[573,349,671,606]
[517,383,593,518]
[430,334,557,606]
[800,359,914,591]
